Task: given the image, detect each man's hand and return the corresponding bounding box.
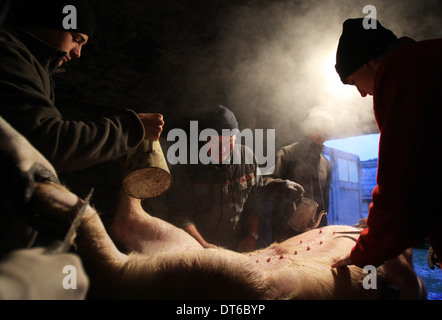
[278,180,305,202]
[331,253,353,268]
[201,241,218,249]
[184,224,218,249]
[237,235,256,253]
[0,247,89,300]
[138,113,164,141]
[427,246,440,270]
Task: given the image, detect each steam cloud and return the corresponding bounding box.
[179,0,442,151]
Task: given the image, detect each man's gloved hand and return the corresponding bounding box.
[427,246,440,270]
[276,180,305,202]
[0,247,89,300]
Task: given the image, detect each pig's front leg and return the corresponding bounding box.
[27,181,129,297]
[28,181,128,266]
[109,192,203,255]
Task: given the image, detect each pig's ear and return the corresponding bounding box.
[0,117,58,178]
[0,117,59,212]
[0,149,34,211]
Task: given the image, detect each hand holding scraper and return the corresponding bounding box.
[44,188,94,254]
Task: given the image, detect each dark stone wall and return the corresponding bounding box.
[56,0,235,130]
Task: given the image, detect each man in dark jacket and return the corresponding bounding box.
[0,0,163,173]
[332,18,442,270]
[0,0,12,27]
[167,105,263,252]
[264,111,333,242]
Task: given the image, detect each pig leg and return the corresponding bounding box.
[28,181,127,265]
[28,181,133,298]
[29,181,268,299]
[76,197,268,299]
[0,117,60,253]
[109,192,203,255]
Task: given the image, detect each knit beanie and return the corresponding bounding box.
[9,0,95,37]
[200,105,239,136]
[335,18,397,84]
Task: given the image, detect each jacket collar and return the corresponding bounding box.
[301,136,325,154]
[5,26,66,75]
[383,36,416,57]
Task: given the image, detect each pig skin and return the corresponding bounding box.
[29,182,424,300]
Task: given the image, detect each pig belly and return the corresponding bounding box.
[249,225,358,269]
[246,226,422,300]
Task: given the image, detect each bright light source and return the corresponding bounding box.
[321,50,357,100]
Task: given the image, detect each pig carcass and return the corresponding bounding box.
[0,117,89,299]
[0,116,60,255]
[29,180,426,300]
[0,116,425,300]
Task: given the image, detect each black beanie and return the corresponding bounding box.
[200,105,239,135]
[335,18,397,84]
[9,0,95,37]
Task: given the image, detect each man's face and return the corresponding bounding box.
[35,29,89,66]
[310,131,328,145]
[206,135,236,164]
[346,63,377,97]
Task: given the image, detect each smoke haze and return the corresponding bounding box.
[177,0,442,150]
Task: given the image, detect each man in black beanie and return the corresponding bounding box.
[0,0,164,173]
[9,0,96,37]
[332,18,442,271]
[0,0,166,298]
[0,0,12,27]
[167,105,264,252]
[7,0,96,67]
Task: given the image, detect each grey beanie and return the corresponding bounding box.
[335,18,397,84]
[10,0,95,37]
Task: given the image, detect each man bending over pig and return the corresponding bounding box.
[332,18,442,270]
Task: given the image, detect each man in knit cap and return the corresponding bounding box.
[0,0,164,173]
[332,18,442,270]
[264,111,333,243]
[0,1,163,298]
[167,105,264,252]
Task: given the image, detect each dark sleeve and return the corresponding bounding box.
[323,158,331,211]
[350,41,442,267]
[263,147,293,194]
[242,150,264,221]
[269,148,289,180]
[0,39,145,172]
